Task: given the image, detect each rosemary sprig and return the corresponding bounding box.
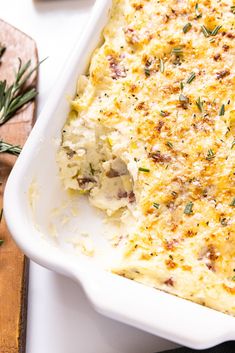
[0,58,45,125]
[0,140,22,156]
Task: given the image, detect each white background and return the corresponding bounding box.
[0,1,179,352]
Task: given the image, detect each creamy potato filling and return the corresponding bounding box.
[58,0,235,316]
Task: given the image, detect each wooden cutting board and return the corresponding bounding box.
[0,19,38,353]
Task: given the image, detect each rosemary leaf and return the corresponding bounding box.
[184,202,194,215]
[153,202,160,209]
[159,58,165,73]
[231,138,235,149]
[201,25,211,37]
[166,141,173,149]
[139,167,150,173]
[206,149,215,161]
[196,97,204,112]
[187,72,196,84]
[195,3,202,18]
[0,140,22,156]
[211,25,222,36]
[219,104,225,116]
[172,47,183,56]
[183,23,192,33]
[230,198,235,206]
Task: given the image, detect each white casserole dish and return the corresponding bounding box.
[4,0,235,349]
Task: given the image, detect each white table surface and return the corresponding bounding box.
[0,1,179,352]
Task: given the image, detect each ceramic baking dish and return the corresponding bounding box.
[4,0,235,349]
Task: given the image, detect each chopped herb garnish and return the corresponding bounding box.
[206,149,215,160]
[184,202,194,215]
[195,3,202,18]
[231,6,235,14]
[186,72,196,84]
[0,140,21,156]
[211,25,222,36]
[160,58,165,73]
[230,198,235,206]
[201,25,210,37]
[209,38,216,43]
[219,104,225,116]
[0,239,3,246]
[232,275,235,281]
[166,141,173,149]
[139,167,150,173]
[144,67,150,76]
[196,97,204,112]
[172,47,183,56]
[180,81,184,90]
[231,138,235,149]
[89,163,95,176]
[153,202,160,209]
[183,23,192,33]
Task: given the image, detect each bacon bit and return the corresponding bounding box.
[136,101,148,110]
[77,177,95,189]
[124,28,139,45]
[185,230,197,238]
[128,191,136,203]
[199,244,219,272]
[149,151,171,163]
[164,239,178,251]
[213,53,221,61]
[223,44,230,51]
[227,33,235,39]
[132,3,143,10]
[164,278,174,286]
[182,265,192,271]
[107,55,127,80]
[165,259,177,269]
[223,284,235,294]
[216,70,230,80]
[117,190,128,199]
[163,14,170,23]
[156,120,165,132]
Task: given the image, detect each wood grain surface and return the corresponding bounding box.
[0,19,38,353]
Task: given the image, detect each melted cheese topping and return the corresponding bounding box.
[58,0,235,316]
